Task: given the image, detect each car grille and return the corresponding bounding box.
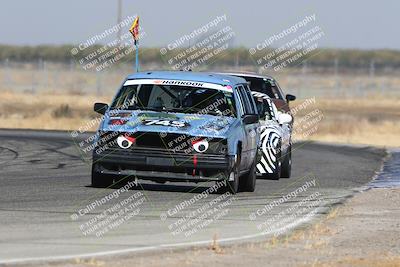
[97,131,226,154]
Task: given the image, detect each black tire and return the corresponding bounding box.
[269,146,281,180]
[91,165,114,188]
[281,145,292,178]
[239,159,256,192]
[225,154,240,194]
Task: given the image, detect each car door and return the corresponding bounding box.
[243,84,260,165]
[271,99,291,154]
[236,84,257,170]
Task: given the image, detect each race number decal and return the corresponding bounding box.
[142,119,187,128]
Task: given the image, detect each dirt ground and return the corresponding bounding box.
[26,188,399,267]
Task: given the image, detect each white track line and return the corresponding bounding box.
[0,208,322,264]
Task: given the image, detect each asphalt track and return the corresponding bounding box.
[0,129,385,265]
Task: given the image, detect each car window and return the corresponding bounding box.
[266,79,283,99]
[269,99,279,121]
[240,76,283,100]
[235,89,245,116]
[254,97,273,120]
[273,81,285,99]
[244,85,257,114]
[237,85,252,115]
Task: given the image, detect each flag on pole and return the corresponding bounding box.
[129,16,140,45]
[129,16,140,72]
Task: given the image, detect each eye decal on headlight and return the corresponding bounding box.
[117,135,136,149]
[192,139,209,153]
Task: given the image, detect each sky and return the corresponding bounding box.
[0,0,399,50]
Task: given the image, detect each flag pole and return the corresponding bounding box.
[135,42,139,72]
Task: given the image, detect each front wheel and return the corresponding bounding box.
[91,165,114,188]
[239,159,256,192]
[281,145,292,178]
[224,154,240,194]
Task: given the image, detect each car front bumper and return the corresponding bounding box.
[93,147,234,182]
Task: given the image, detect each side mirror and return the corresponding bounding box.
[278,113,293,125]
[242,114,259,125]
[94,102,109,115]
[286,94,296,102]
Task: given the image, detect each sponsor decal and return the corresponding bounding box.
[154,80,204,87]
[109,119,128,125]
[118,113,132,118]
[142,119,188,128]
[123,79,231,92]
[183,115,202,120]
[138,112,177,119]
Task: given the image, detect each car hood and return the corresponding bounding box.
[101,110,236,138]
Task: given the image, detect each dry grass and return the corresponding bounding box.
[74,258,105,267]
[293,98,400,147]
[309,255,400,267]
[0,91,399,147]
[0,64,130,96]
[0,91,110,131]
[1,66,399,147]
[209,234,224,254]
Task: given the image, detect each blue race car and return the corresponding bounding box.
[92,71,260,193]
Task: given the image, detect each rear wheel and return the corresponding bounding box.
[225,154,240,194]
[239,159,256,192]
[91,165,114,188]
[281,145,292,178]
[269,146,281,180]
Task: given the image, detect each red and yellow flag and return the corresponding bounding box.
[129,16,140,45]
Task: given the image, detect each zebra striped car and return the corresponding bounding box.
[252,91,293,179]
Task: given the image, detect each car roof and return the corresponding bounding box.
[217,71,275,81]
[126,71,247,87]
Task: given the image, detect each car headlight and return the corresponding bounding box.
[117,135,136,149]
[192,139,209,153]
[208,139,227,154]
[191,138,227,154]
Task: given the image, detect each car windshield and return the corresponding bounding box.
[240,76,283,99]
[110,83,237,117]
